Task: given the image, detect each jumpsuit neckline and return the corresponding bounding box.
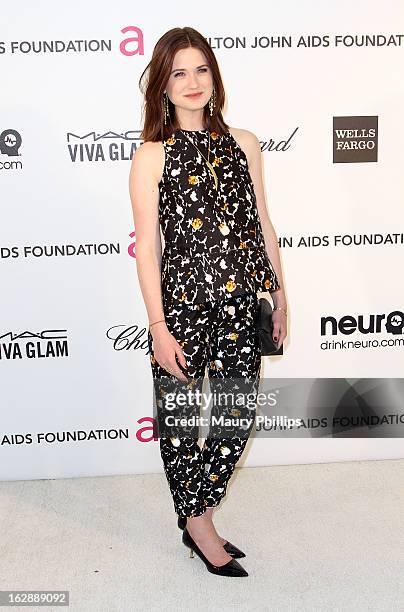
[175,128,209,133]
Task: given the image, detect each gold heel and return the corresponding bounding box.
[189,548,194,558]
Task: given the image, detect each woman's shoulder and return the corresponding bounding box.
[227,126,259,145]
[134,139,164,156]
[227,126,260,163]
[131,140,164,185]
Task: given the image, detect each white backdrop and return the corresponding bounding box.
[1,0,403,481]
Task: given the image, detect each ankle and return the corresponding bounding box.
[187,513,207,528]
[188,514,215,536]
[187,512,209,525]
[204,507,214,519]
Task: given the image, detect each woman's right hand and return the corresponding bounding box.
[150,323,189,382]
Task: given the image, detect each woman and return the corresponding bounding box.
[129,27,287,577]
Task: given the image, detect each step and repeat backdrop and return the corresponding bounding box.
[1,1,403,481]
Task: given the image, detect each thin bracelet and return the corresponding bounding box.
[274,307,287,316]
[149,318,166,330]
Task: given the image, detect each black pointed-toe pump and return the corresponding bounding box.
[177,515,246,559]
[182,527,248,577]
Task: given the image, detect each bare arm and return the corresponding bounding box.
[129,142,165,325]
[239,129,287,310]
[231,127,288,349]
[128,142,188,380]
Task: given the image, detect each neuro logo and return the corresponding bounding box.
[385,311,404,335]
[321,310,404,336]
[333,116,378,163]
[0,129,22,156]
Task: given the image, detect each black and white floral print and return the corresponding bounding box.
[158,128,281,308]
[148,292,261,518]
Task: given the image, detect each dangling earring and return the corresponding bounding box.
[163,91,169,125]
[209,87,216,116]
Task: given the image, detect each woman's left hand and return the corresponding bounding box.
[271,309,287,349]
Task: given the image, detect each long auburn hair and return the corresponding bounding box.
[139,27,229,143]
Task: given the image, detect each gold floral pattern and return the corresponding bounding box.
[188,175,199,185]
[226,280,237,292]
[192,217,203,229]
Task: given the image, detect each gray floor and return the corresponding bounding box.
[0,458,403,612]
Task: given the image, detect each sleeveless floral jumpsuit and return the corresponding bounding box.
[147,127,281,519]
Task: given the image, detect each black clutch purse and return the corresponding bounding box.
[256,296,284,355]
